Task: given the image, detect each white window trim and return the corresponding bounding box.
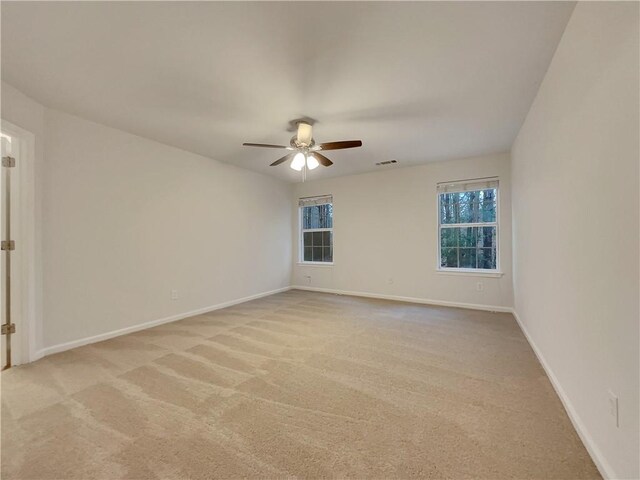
[436,182,501,275]
[436,268,504,278]
[296,262,334,267]
[299,200,334,265]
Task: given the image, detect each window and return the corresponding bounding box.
[438,178,499,271]
[299,195,333,263]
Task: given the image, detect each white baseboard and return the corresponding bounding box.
[36,286,291,358]
[30,348,45,362]
[511,309,616,480]
[291,285,512,312]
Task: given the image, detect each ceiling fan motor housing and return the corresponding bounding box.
[290,135,315,150]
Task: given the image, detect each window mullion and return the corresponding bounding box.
[441,222,496,228]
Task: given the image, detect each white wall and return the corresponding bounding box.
[41,109,291,348]
[511,3,639,479]
[2,82,292,352]
[292,153,513,310]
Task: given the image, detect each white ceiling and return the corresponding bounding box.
[1,1,575,182]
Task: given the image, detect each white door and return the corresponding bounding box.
[1,130,22,368]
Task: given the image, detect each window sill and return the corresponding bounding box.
[297,262,334,267]
[436,269,503,278]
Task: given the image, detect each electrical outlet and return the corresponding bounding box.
[388,278,394,285]
[608,390,619,427]
[476,282,484,292]
[171,289,178,300]
[305,275,311,285]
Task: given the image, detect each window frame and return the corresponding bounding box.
[436,182,501,276]
[299,199,334,265]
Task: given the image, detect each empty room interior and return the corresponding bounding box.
[1,1,638,479]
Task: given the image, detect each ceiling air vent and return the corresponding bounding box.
[375,160,398,166]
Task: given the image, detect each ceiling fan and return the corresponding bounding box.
[243,121,362,171]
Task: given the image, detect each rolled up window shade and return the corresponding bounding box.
[437,178,499,194]
[299,195,332,207]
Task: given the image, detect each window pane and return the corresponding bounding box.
[440,247,458,268]
[302,204,333,229]
[478,226,496,248]
[303,232,312,248]
[459,248,476,268]
[312,247,323,262]
[439,226,497,270]
[304,247,312,262]
[312,231,323,247]
[440,228,458,248]
[440,193,460,224]
[459,227,476,247]
[459,197,480,223]
[477,248,496,269]
[439,193,459,224]
[322,231,331,247]
[481,189,497,222]
[322,247,332,262]
[439,189,496,225]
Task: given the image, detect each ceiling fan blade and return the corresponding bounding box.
[243,143,289,149]
[270,153,295,167]
[318,140,362,151]
[311,152,333,167]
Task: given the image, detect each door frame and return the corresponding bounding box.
[1,119,37,365]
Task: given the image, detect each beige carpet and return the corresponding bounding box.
[1,290,599,479]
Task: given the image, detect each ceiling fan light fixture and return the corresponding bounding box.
[306,154,319,170]
[290,152,306,171]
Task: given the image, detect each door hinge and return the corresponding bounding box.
[1,324,16,335]
[2,156,16,168]
[1,240,15,251]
